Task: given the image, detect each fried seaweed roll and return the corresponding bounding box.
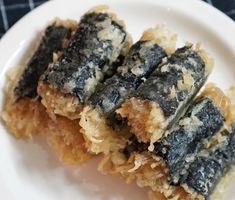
[2,19,76,138]
[181,124,235,199]
[154,85,228,184]
[1,19,92,164]
[38,6,132,120]
[79,25,177,154]
[89,25,176,115]
[98,85,235,200]
[117,44,213,149]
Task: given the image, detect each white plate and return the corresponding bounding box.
[0,0,235,199]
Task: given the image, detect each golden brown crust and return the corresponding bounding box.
[148,190,168,200]
[116,45,213,147]
[111,85,235,200]
[1,98,50,138]
[46,116,92,164]
[86,5,126,31]
[99,152,204,200]
[226,85,235,122]
[36,84,92,164]
[1,89,91,164]
[1,66,91,163]
[37,82,83,120]
[1,62,50,138]
[50,18,77,31]
[148,189,204,200]
[141,25,177,55]
[1,98,92,163]
[79,106,128,155]
[116,98,166,144]
[98,152,168,188]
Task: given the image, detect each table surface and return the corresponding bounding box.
[0,0,234,38]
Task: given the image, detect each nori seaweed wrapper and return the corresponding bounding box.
[42,12,127,103]
[183,124,235,199]
[135,46,207,127]
[154,97,224,184]
[89,40,166,114]
[14,25,71,99]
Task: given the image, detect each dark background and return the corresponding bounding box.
[0,0,234,38]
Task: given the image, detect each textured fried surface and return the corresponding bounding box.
[183,124,235,198]
[80,26,176,156]
[148,189,204,200]
[118,46,210,144]
[89,40,166,114]
[46,116,92,164]
[79,106,128,154]
[1,19,91,164]
[2,98,91,164]
[135,46,206,118]
[155,97,224,184]
[38,83,83,120]
[99,151,204,200]
[117,98,165,143]
[2,19,76,137]
[42,12,127,103]
[14,25,71,99]
[2,98,50,138]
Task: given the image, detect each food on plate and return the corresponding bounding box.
[154,84,227,185]
[1,19,76,138]
[34,6,132,163]
[99,85,235,200]
[1,4,235,200]
[182,123,235,199]
[80,25,176,154]
[116,44,213,150]
[38,6,132,120]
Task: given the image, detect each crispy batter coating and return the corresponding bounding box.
[100,85,235,200]
[38,83,83,120]
[117,45,212,147]
[39,9,132,120]
[46,116,92,164]
[80,25,176,155]
[2,98,49,138]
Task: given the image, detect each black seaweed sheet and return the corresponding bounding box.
[42,12,127,103]
[89,40,166,114]
[134,46,207,128]
[14,25,71,99]
[154,97,224,184]
[183,124,235,199]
